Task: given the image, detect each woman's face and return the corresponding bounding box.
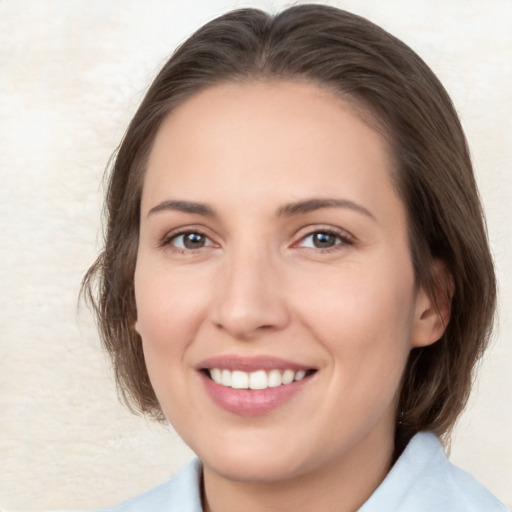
[134,81,438,485]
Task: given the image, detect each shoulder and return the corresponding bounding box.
[360,432,509,512]
[79,458,203,512]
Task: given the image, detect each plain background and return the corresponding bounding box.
[1,0,511,510]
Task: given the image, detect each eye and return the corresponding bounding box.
[297,229,352,251]
[165,231,215,251]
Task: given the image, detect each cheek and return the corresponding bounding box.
[133,262,213,422]
[300,259,415,330]
[295,260,416,380]
[134,263,210,361]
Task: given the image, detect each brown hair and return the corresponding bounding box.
[82,4,496,440]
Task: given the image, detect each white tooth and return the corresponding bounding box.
[267,369,282,388]
[249,370,268,390]
[211,368,222,384]
[282,369,295,385]
[294,370,306,382]
[231,370,249,389]
[221,369,231,387]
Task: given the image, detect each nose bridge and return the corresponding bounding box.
[212,239,289,339]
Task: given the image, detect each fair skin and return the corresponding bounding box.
[134,81,446,512]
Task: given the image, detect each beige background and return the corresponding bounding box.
[1,0,511,510]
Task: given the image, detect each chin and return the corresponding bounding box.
[203,450,309,483]
[184,427,310,483]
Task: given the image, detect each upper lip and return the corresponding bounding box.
[197,355,314,372]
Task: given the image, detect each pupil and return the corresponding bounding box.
[184,233,205,249]
[313,232,336,248]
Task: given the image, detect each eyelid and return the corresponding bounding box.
[159,225,219,251]
[292,225,355,250]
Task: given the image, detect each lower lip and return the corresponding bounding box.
[200,373,310,416]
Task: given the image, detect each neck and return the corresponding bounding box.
[202,426,395,512]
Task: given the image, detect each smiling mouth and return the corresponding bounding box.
[203,368,317,390]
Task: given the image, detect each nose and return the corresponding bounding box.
[210,248,291,340]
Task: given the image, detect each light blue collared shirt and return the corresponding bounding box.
[83,433,508,512]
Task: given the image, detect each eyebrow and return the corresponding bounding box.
[277,198,375,220]
[147,197,375,220]
[148,200,216,217]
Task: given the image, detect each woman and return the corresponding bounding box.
[82,4,507,511]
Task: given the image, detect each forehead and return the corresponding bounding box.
[142,80,401,223]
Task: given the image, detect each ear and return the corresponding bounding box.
[133,315,141,336]
[411,260,454,348]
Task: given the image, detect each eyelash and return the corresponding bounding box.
[159,228,214,253]
[159,227,354,254]
[294,227,354,253]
